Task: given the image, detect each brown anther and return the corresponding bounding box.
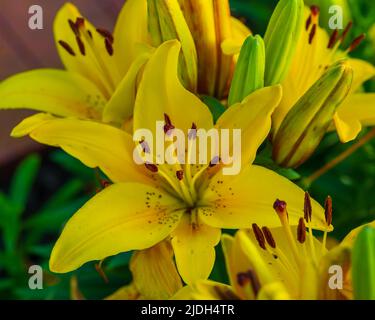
[96,28,114,43]
[58,40,76,56]
[139,139,150,153]
[145,163,158,173]
[327,29,339,49]
[261,226,276,249]
[304,192,312,222]
[324,196,332,226]
[163,113,175,134]
[209,156,220,167]
[105,38,114,56]
[348,34,365,52]
[237,270,261,295]
[188,123,197,140]
[305,15,312,31]
[75,17,85,29]
[76,36,86,56]
[68,19,79,36]
[340,21,353,43]
[310,5,320,17]
[309,24,317,44]
[252,224,266,250]
[176,170,184,181]
[273,199,288,219]
[297,217,306,244]
[87,30,93,39]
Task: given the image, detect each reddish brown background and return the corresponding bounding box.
[0,0,124,164]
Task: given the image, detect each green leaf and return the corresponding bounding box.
[201,95,226,123]
[352,226,375,300]
[9,154,41,211]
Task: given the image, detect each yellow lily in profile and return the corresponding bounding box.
[175,196,375,300]
[0,0,151,128]
[12,40,329,285]
[272,5,375,144]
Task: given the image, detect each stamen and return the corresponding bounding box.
[209,156,220,167]
[348,34,365,52]
[140,140,151,154]
[87,30,93,39]
[68,19,79,36]
[145,163,158,173]
[58,40,76,56]
[262,227,276,249]
[96,28,114,43]
[273,199,288,221]
[237,270,261,296]
[75,17,85,29]
[105,38,114,56]
[310,5,320,17]
[305,15,312,31]
[297,218,306,244]
[324,196,332,226]
[309,24,317,44]
[327,29,339,49]
[76,36,86,56]
[176,170,184,181]
[163,113,175,134]
[252,224,266,250]
[304,192,312,222]
[340,21,353,43]
[188,123,197,140]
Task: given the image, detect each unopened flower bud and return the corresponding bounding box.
[272,60,353,168]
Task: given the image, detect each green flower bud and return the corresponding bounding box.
[147,0,198,92]
[352,226,375,300]
[264,0,304,86]
[272,60,353,168]
[228,35,265,106]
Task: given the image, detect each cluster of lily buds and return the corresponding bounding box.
[148,0,235,98]
[272,60,353,168]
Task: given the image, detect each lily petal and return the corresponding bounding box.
[333,112,362,143]
[347,58,375,93]
[130,241,183,299]
[216,85,282,165]
[103,52,151,127]
[105,283,141,300]
[0,69,104,119]
[12,115,150,184]
[113,0,150,76]
[50,183,184,273]
[199,165,330,231]
[133,40,213,137]
[171,213,221,285]
[54,3,120,95]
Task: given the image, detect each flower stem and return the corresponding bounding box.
[303,128,375,187]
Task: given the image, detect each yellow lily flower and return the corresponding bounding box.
[272,5,375,143]
[148,0,251,98]
[175,196,375,300]
[11,40,330,285]
[0,0,151,128]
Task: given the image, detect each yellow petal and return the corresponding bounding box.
[337,93,375,128]
[12,116,150,184]
[105,283,142,300]
[199,165,330,231]
[341,219,375,247]
[333,112,362,143]
[257,282,291,300]
[347,58,375,93]
[192,280,238,300]
[113,0,150,76]
[102,52,151,126]
[216,85,282,165]
[0,69,104,119]
[130,241,183,299]
[171,213,221,285]
[50,183,184,273]
[53,3,120,95]
[133,40,213,137]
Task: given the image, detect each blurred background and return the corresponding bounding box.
[0,0,374,299]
